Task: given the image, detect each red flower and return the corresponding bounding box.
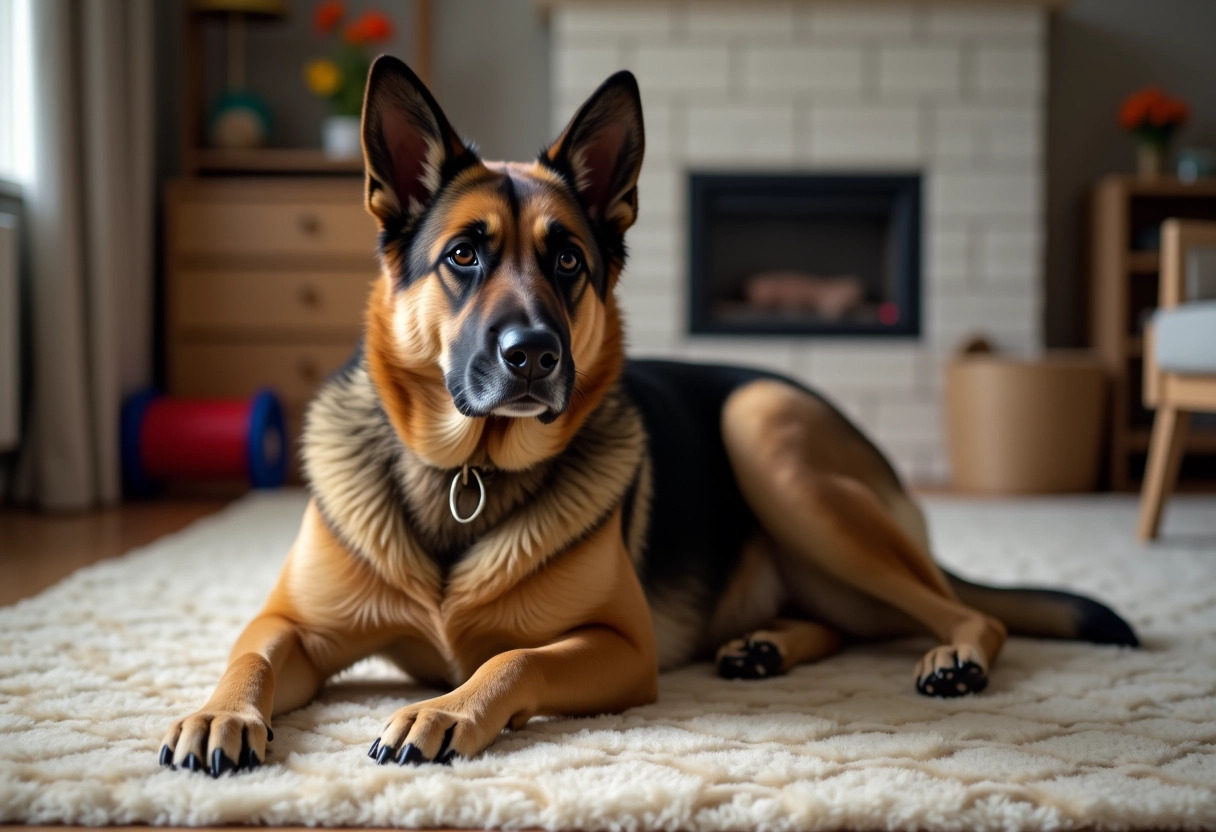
[344,11,393,44]
[314,0,343,35]
[1150,97,1188,128]
[1120,86,1188,131]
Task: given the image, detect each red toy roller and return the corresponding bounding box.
[122,389,287,492]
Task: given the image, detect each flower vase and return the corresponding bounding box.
[322,115,361,160]
[1137,142,1165,180]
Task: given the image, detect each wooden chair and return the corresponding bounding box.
[1138,219,1216,540]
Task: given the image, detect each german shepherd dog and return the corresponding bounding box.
[160,57,1137,775]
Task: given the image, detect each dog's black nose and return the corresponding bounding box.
[498,327,561,380]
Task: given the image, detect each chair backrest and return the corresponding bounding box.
[1161,220,1216,308]
[1185,245,1216,301]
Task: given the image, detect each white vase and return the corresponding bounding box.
[322,115,361,160]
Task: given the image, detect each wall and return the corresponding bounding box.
[552,2,1048,485]
[1046,0,1216,346]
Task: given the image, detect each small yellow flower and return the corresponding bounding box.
[305,59,342,97]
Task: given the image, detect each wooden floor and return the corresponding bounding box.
[0,499,228,606]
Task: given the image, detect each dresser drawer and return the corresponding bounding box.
[174,200,377,258]
[174,271,373,333]
[171,342,357,406]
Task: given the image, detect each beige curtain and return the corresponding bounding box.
[14,0,154,509]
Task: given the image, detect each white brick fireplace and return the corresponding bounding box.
[550,1,1046,484]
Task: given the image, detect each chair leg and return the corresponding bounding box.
[1138,405,1191,541]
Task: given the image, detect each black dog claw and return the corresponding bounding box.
[917,659,988,697]
[368,738,381,759]
[438,749,459,766]
[267,728,274,742]
[397,743,426,765]
[248,752,263,769]
[158,745,173,768]
[375,744,395,765]
[210,749,234,778]
[183,752,203,773]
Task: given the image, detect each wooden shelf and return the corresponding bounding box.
[1090,176,1216,490]
[191,148,363,175]
[1127,429,1216,453]
[1099,174,1216,198]
[1128,251,1160,273]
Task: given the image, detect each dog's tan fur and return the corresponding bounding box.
[161,58,1135,775]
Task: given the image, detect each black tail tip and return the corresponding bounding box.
[1078,602,1140,648]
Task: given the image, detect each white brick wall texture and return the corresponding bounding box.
[684,2,796,39]
[804,105,921,163]
[931,172,1040,218]
[632,45,732,95]
[807,4,917,39]
[928,228,970,284]
[975,46,1044,96]
[555,45,623,95]
[931,105,1042,162]
[741,46,866,95]
[926,7,1044,40]
[550,1,1048,484]
[879,46,963,97]
[686,105,796,163]
[554,3,674,39]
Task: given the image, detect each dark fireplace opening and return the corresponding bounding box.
[688,173,922,337]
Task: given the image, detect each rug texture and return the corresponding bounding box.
[1,491,1215,830]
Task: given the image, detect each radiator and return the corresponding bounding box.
[0,211,17,451]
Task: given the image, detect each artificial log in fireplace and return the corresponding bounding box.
[688,173,922,337]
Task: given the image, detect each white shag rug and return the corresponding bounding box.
[2,490,1215,831]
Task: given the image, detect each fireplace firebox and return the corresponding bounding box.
[688,173,922,337]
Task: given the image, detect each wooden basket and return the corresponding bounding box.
[945,353,1108,494]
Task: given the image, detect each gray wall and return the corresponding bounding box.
[1046,0,1216,346]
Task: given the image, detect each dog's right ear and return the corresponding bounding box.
[361,55,478,229]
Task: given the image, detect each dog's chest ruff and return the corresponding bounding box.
[300,356,651,622]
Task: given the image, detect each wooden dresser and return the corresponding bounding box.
[164,177,377,479]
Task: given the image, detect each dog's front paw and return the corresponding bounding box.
[369,697,504,766]
[159,708,272,777]
[915,645,988,697]
[716,637,783,680]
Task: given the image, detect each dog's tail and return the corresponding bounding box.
[944,570,1140,647]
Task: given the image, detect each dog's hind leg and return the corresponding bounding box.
[721,380,1006,697]
[716,617,842,680]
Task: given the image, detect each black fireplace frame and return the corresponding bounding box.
[687,172,922,338]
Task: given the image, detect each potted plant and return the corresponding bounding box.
[305,1,394,159]
[1120,87,1189,180]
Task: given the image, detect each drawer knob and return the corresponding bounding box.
[297,213,321,237]
[297,283,320,308]
[298,357,320,382]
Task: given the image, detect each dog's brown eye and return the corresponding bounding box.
[449,244,477,268]
[556,250,581,275]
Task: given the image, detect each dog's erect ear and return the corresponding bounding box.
[361,55,478,228]
[543,71,645,231]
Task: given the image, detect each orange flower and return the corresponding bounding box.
[314,0,343,35]
[344,11,393,44]
[361,11,393,41]
[1120,86,1188,131]
[1150,97,1188,128]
